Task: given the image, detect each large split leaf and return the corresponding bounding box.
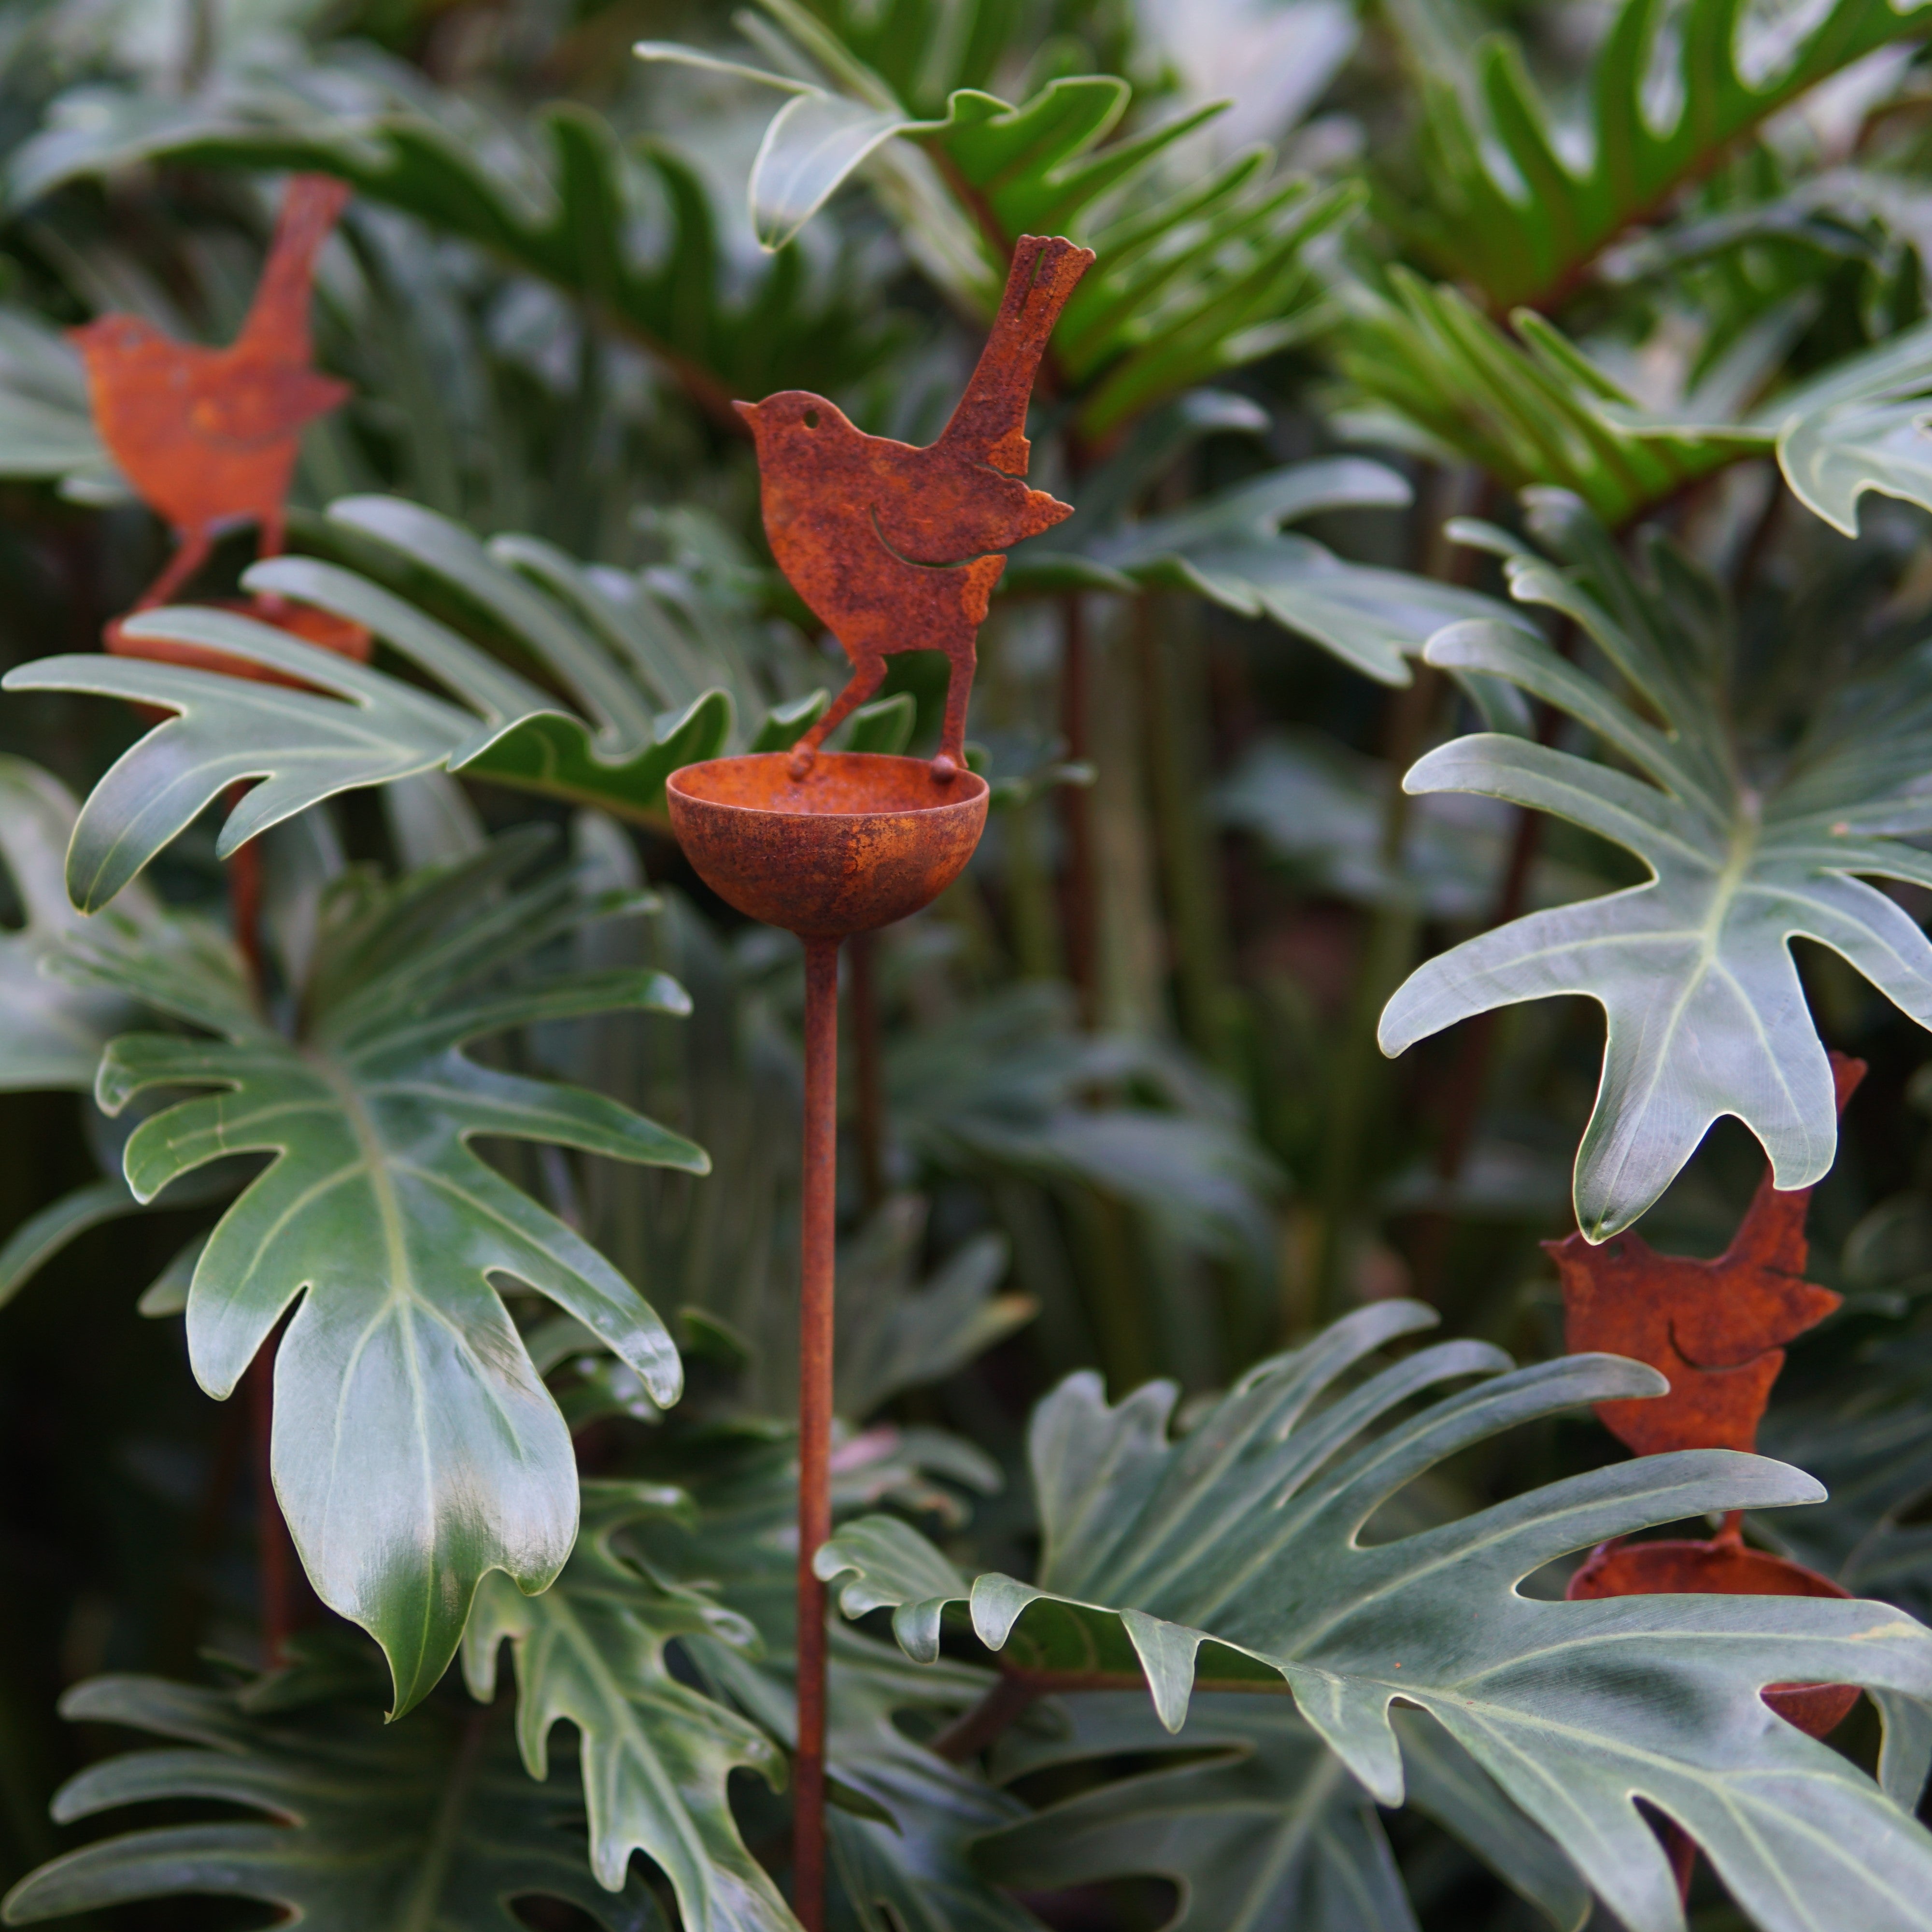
[0,307,122,499]
[0,494,832,909]
[1379,491,1932,1237]
[1010,439,1521,686]
[641,0,1356,437]
[1337,275,1932,534]
[0,759,244,1307]
[693,1620,1039,1932]
[884,983,1281,1268]
[980,1693,1591,1932]
[55,833,706,1709]
[8,50,888,416]
[462,1480,794,1927]
[624,1426,1041,1932]
[0,758,153,1091]
[0,1637,660,1930]
[818,1299,1932,1932]
[1386,0,1932,312]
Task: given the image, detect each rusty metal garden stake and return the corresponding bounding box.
[1550,1051,1867,1902]
[77,171,370,674]
[667,235,1089,1929]
[794,935,838,1922]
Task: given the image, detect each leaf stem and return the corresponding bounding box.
[1059,594,1099,1023]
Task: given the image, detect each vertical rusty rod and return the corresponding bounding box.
[795,933,840,1932]
[848,931,885,1211]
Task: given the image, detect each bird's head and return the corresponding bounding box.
[734,391,855,455]
[68,313,166,366]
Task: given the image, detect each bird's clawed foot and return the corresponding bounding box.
[929,754,959,784]
[788,746,818,781]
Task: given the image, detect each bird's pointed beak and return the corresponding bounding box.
[734,399,762,431]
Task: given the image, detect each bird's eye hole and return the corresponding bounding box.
[803,408,820,429]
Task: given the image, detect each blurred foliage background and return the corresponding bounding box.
[8,0,1932,1927]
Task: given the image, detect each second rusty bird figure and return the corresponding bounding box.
[736,234,1094,780]
[71,174,353,614]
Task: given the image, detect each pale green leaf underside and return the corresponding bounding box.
[0,759,154,1087]
[60,840,706,1710]
[1009,455,1528,686]
[462,1482,793,1928]
[980,1694,1591,1932]
[1378,496,1932,1236]
[819,1301,1932,1932]
[0,495,756,912]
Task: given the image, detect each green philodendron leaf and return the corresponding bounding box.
[819,1299,1932,1932]
[1389,0,1932,311]
[55,835,706,1711]
[0,1635,663,1930]
[1606,317,1932,537]
[0,758,154,1087]
[7,61,890,410]
[1342,279,1932,536]
[0,494,802,908]
[885,984,1281,1268]
[640,10,1354,435]
[1014,453,1527,686]
[980,1693,1418,1932]
[462,1480,793,1927]
[0,308,123,497]
[1334,273,1762,528]
[693,1627,1039,1932]
[979,1694,1591,1932]
[1379,490,1932,1237]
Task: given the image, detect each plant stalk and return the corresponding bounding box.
[794,935,840,1932]
[1136,591,1238,1073]
[1307,666,1441,1320]
[1059,594,1098,1022]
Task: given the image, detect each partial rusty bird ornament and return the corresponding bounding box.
[71,173,353,616]
[737,234,1094,781]
[1548,1051,1865,1457]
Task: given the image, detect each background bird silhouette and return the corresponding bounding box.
[737,233,1094,779]
[71,173,352,614]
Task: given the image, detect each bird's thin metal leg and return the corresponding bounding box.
[136,528,213,611]
[789,657,886,778]
[934,635,976,779]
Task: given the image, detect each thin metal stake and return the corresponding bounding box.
[794,934,840,1932]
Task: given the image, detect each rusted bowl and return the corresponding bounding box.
[1568,1538,1860,1737]
[666,752,989,938]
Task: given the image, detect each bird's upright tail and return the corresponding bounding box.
[938,235,1095,476]
[236,174,353,361]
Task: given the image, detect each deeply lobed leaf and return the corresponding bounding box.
[1,1636,660,1931]
[820,1301,1932,1932]
[1381,491,1932,1235]
[56,835,706,1709]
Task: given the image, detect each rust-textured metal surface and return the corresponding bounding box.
[737,235,1093,778]
[1548,1052,1865,1457]
[793,934,839,1932]
[1568,1534,1861,1737]
[666,753,990,938]
[74,173,353,617]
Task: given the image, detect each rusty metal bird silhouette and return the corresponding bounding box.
[71,173,353,617]
[736,234,1093,781]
